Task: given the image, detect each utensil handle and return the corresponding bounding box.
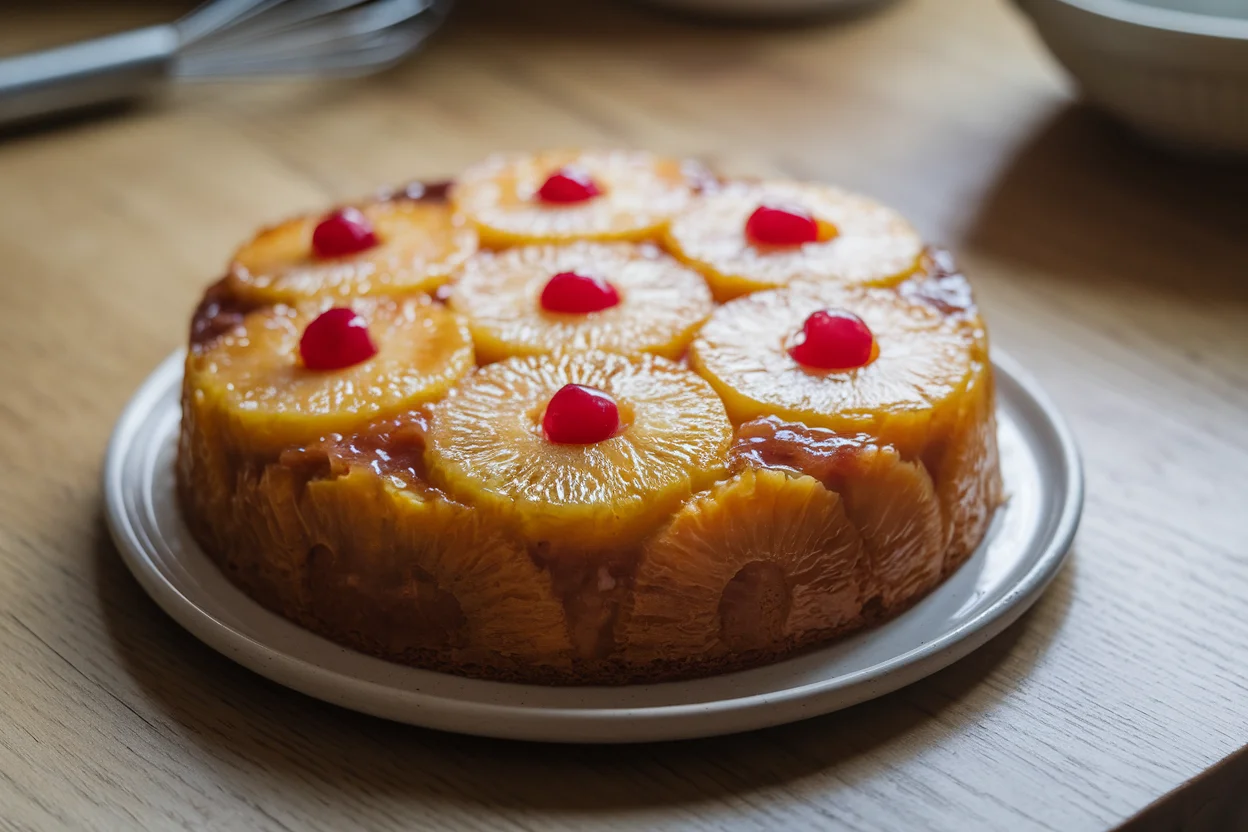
[0,25,178,128]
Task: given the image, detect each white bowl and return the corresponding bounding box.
[1014,0,1248,153]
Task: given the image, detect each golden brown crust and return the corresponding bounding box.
[191,464,945,685]
[177,165,1002,686]
[179,371,998,685]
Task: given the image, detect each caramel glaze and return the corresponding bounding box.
[189,277,263,350]
[902,247,978,320]
[278,410,439,497]
[377,179,452,204]
[729,415,875,487]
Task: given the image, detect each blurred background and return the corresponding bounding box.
[4,0,1246,372]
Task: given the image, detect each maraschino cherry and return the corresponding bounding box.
[788,310,875,371]
[542,384,620,444]
[540,271,621,314]
[300,307,378,370]
[745,205,819,247]
[311,207,379,258]
[538,167,602,204]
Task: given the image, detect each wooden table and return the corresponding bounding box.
[3,0,1247,829]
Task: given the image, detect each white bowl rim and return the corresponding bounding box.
[1040,0,1248,40]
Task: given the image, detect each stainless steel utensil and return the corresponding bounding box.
[0,0,455,128]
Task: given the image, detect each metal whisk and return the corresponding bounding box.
[0,0,455,128]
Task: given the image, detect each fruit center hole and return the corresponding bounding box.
[719,561,791,652]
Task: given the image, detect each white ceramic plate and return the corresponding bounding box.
[104,350,1082,743]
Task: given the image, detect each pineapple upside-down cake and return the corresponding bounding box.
[178,150,1002,684]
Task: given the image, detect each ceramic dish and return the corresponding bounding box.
[1014,0,1248,153]
[103,349,1080,743]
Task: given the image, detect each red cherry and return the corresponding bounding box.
[299,307,378,370]
[538,167,602,204]
[311,207,379,258]
[745,205,820,247]
[542,384,621,445]
[788,310,875,371]
[540,271,621,314]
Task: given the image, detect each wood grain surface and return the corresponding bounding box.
[2,0,1247,830]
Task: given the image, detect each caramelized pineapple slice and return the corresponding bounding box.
[180,456,313,616]
[730,417,945,608]
[665,180,923,301]
[184,295,473,456]
[227,197,476,303]
[690,282,975,460]
[450,149,697,246]
[448,241,714,363]
[621,468,866,663]
[934,365,1001,570]
[426,350,732,549]
[693,266,1000,564]
[300,468,572,663]
[899,249,1002,567]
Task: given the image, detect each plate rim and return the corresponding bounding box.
[103,349,1083,743]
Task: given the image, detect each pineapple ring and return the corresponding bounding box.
[448,241,715,363]
[426,350,732,548]
[728,418,946,608]
[933,359,1002,570]
[690,282,977,460]
[450,149,697,246]
[227,197,477,303]
[620,468,866,664]
[896,249,1001,564]
[300,468,572,664]
[665,180,923,301]
[186,295,474,455]
[178,448,311,615]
